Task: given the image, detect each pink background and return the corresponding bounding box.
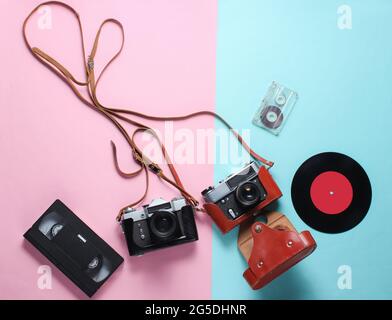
[0,0,216,299]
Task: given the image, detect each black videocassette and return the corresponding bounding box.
[24,199,124,297]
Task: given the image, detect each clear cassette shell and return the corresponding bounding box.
[253,81,298,135]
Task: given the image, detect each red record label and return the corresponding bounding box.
[310,171,353,215]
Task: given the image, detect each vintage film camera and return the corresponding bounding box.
[120,197,198,256]
[238,211,316,289]
[202,162,282,234]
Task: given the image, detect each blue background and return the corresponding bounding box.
[213,0,392,299]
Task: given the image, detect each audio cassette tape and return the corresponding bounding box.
[24,200,124,297]
[253,81,298,135]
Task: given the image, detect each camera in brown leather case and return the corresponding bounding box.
[238,211,317,290]
[202,162,282,234]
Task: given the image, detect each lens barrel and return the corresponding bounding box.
[149,211,177,239]
[235,181,261,207]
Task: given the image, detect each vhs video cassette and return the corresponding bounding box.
[24,200,124,297]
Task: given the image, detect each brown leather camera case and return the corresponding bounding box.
[238,211,317,290]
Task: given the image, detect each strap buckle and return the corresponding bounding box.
[148,162,162,175]
[132,150,161,174]
[87,56,94,71]
[132,149,143,163]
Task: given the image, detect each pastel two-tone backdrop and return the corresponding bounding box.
[0,0,391,299]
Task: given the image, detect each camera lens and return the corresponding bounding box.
[236,181,261,207]
[150,211,177,239]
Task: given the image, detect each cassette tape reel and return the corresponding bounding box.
[253,81,298,135]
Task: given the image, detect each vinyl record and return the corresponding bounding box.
[260,105,283,129]
[291,152,372,233]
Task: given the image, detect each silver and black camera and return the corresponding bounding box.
[202,162,267,220]
[120,197,198,256]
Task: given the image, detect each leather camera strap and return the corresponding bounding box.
[23,1,274,220]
